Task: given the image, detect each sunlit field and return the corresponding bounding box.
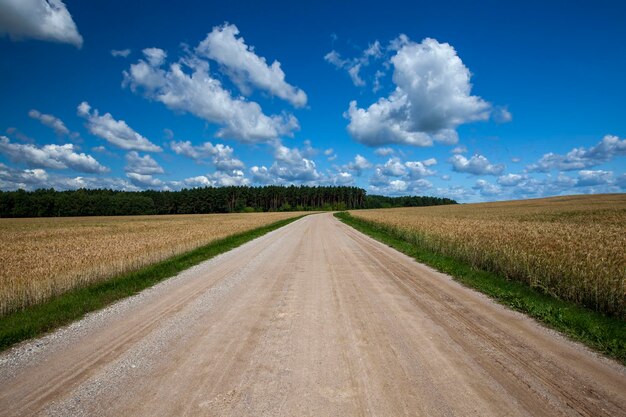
[0,212,303,315]
[349,194,626,318]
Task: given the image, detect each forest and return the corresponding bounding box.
[0,186,457,217]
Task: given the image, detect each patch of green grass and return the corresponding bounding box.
[0,216,305,352]
[335,212,626,365]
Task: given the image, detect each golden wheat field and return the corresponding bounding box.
[0,212,302,316]
[349,194,626,317]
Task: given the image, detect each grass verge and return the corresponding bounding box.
[0,215,305,352]
[335,212,626,365]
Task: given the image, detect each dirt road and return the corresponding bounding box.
[0,213,624,416]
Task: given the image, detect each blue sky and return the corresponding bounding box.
[0,0,625,202]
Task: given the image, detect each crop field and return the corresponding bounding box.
[0,212,303,316]
[348,194,626,318]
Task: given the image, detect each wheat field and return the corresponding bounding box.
[0,212,302,316]
[349,194,626,318]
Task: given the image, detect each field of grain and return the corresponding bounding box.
[349,194,626,318]
[0,212,303,315]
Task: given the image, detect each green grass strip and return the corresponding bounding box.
[0,215,305,352]
[335,212,626,365]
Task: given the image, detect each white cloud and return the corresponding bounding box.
[0,163,139,191]
[196,23,307,107]
[269,143,320,182]
[125,151,164,175]
[368,155,436,195]
[0,135,108,173]
[369,173,433,195]
[473,179,502,196]
[28,109,70,136]
[0,0,82,47]
[326,171,354,186]
[111,49,131,58]
[346,37,491,147]
[374,147,394,157]
[250,143,320,184]
[183,170,249,187]
[142,47,167,66]
[343,154,372,175]
[127,172,165,188]
[576,170,613,187]
[497,173,525,186]
[373,70,385,93]
[77,101,162,152]
[381,157,406,176]
[0,163,49,190]
[324,148,337,161]
[405,159,437,178]
[124,48,299,143]
[325,41,382,88]
[494,106,513,123]
[250,166,273,184]
[527,135,626,172]
[170,140,244,171]
[451,145,468,154]
[449,154,505,176]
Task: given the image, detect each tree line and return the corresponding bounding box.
[0,186,457,217]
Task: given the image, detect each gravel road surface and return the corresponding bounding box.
[1,213,624,416]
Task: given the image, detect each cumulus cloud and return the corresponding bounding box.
[343,154,372,175]
[0,0,82,47]
[182,170,249,187]
[576,170,613,187]
[125,151,164,175]
[0,163,49,190]
[368,156,436,195]
[493,106,513,123]
[449,154,505,176]
[369,170,433,195]
[325,171,354,186]
[269,143,320,182]
[77,101,162,152]
[325,41,382,87]
[28,109,70,136]
[527,135,626,172]
[170,140,244,171]
[250,166,273,184]
[324,148,337,161]
[0,135,108,173]
[346,37,491,147]
[451,145,468,154]
[127,172,165,188]
[374,147,394,157]
[378,157,437,179]
[473,179,502,196]
[124,48,299,143]
[142,47,167,66]
[497,173,526,186]
[111,48,131,58]
[196,23,307,107]
[0,163,139,191]
[250,143,320,184]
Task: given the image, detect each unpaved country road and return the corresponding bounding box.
[1,213,625,417]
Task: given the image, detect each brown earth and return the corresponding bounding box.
[0,213,624,416]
